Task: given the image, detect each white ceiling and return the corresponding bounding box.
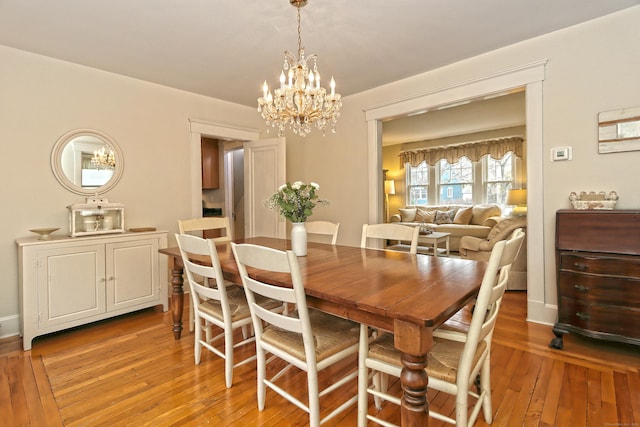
[1,0,638,109]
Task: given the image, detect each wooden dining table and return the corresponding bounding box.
[159,237,486,427]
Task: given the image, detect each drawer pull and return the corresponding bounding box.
[576,312,590,320]
[573,263,588,271]
[573,284,589,293]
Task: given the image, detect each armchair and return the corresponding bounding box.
[459,217,527,290]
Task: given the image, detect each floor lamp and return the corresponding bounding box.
[384,180,395,222]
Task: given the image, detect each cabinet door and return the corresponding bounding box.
[37,244,106,328]
[106,238,159,311]
[201,137,219,189]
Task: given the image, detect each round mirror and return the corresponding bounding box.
[51,129,124,196]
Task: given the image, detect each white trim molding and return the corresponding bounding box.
[365,60,550,325]
[187,119,260,219]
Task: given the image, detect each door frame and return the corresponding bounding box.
[364,60,554,325]
[187,119,260,219]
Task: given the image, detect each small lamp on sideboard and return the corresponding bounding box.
[507,188,527,216]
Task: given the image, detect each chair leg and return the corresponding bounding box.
[194,319,202,365]
[256,346,267,411]
[224,327,234,388]
[480,358,493,423]
[357,324,369,427]
[307,368,320,427]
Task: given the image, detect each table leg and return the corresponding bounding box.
[169,264,184,339]
[445,236,450,256]
[395,319,432,426]
[400,352,429,426]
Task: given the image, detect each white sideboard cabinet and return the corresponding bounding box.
[17,231,168,350]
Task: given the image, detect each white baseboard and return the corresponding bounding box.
[0,314,20,339]
[526,298,557,326]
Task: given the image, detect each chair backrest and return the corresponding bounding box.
[462,230,525,368]
[361,223,420,255]
[230,242,317,365]
[305,221,340,245]
[178,216,232,243]
[175,233,230,317]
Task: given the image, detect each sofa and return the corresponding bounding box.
[458,216,528,290]
[389,204,503,252]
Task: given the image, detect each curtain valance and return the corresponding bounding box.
[399,136,524,167]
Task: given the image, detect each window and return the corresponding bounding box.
[407,162,429,205]
[438,156,473,204]
[485,152,514,205]
[405,151,517,208]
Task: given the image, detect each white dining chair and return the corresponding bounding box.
[305,220,340,245]
[361,223,420,255]
[231,242,360,427]
[178,216,233,331]
[178,216,232,242]
[175,233,282,388]
[357,231,525,427]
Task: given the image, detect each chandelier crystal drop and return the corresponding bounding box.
[257,0,342,137]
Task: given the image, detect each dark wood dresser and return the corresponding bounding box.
[551,209,640,349]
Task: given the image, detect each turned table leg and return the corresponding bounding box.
[400,352,429,426]
[170,263,184,339]
[395,319,432,426]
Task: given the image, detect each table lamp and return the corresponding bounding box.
[384,180,395,222]
[507,189,527,216]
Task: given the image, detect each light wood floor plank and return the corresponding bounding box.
[1,292,639,426]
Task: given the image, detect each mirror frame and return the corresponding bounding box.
[51,129,125,196]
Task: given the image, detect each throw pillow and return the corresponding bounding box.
[434,209,456,224]
[453,206,473,225]
[470,205,501,225]
[415,209,436,223]
[398,208,417,222]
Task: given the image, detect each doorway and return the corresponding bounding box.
[365,60,556,326]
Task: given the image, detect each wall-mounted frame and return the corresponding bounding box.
[598,106,640,154]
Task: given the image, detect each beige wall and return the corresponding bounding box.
[282,6,640,323]
[2,6,639,336]
[0,45,264,335]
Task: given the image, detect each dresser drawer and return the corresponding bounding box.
[558,298,640,339]
[558,271,640,307]
[559,253,640,277]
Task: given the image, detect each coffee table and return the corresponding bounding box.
[418,231,450,256]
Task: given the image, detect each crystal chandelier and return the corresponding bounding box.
[91,146,116,170]
[257,0,342,137]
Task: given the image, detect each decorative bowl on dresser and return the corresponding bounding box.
[550,210,640,349]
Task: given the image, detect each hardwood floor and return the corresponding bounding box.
[1,292,638,426]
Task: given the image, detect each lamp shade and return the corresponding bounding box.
[506,189,527,206]
[384,180,396,195]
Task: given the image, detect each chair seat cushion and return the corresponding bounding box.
[262,309,359,362]
[199,283,281,322]
[368,334,487,383]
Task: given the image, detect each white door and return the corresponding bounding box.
[243,137,286,238]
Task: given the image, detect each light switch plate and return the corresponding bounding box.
[551,147,572,161]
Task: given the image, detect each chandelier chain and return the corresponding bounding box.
[297,6,302,56]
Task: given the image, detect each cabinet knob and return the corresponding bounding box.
[573,263,588,271]
[99,277,106,283]
[573,284,589,293]
[107,276,115,281]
